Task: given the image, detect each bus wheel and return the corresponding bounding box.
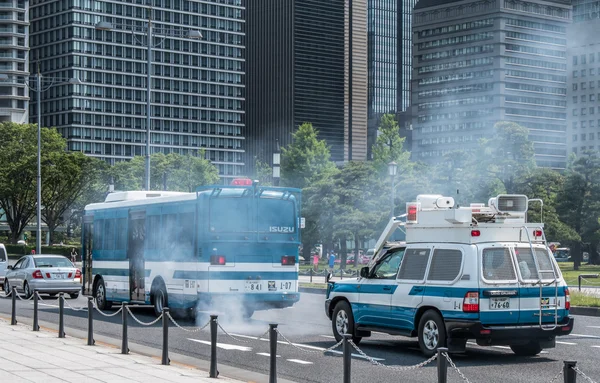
[95,278,112,310]
[152,283,168,317]
[242,306,255,319]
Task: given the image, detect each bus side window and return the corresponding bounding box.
[179,212,194,249]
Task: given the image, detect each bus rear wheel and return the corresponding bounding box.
[95,278,112,310]
[152,284,168,317]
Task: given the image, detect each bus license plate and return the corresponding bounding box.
[245,281,262,292]
[490,297,510,310]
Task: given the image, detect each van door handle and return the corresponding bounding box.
[412,286,424,292]
[383,286,392,291]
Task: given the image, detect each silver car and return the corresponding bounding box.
[0,244,7,288]
[3,255,81,299]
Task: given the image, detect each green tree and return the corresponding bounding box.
[167,151,220,192]
[0,123,65,243]
[371,113,411,174]
[281,122,337,190]
[557,152,600,267]
[252,157,274,186]
[41,152,106,243]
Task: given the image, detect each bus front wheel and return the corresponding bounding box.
[152,283,168,317]
[95,278,112,310]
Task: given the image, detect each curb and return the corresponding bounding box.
[299,287,326,295]
[570,306,600,317]
[2,314,297,383]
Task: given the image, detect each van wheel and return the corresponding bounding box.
[332,301,361,345]
[418,310,447,357]
[510,341,542,356]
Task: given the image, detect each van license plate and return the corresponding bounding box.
[245,281,262,292]
[490,297,510,310]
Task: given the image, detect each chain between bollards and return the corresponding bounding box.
[564,361,577,383]
[343,334,352,383]
[269,324,278,383]
[58,293,65,338]
[10,286,17,325]
[209,314,218,378]
[33,290,39,331]
[87,296,94,346]
[162,307,170,365]
[437,348,448,383]
[121,302,128,354]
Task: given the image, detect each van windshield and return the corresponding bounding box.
[0,248,6,262]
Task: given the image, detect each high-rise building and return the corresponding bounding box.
[567,3,600,157]
[412,0,570,169]
[246,0,367,174]
[0,0,29,124]
[367,0,416,158]
[27,0,245,181]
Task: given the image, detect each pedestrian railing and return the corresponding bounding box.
[2,287,598,383]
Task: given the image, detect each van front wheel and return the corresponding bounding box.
[510,341,542,356]
[418,310,447,357]
[332,301,361,345]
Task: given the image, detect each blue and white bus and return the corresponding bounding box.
[81,181,301,317]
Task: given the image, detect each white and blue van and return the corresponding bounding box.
[325,194,573,356]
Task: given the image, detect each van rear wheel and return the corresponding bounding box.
[418,310,447,357]
[510,341,542,356]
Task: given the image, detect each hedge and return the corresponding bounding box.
[4,244,75,257]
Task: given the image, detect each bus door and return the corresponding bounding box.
[82,215,94,295]
[128,210,146,302]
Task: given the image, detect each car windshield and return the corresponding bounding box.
[555,249,569,258]
[34,257,73,268]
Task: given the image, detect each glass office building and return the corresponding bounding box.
[28,0,245,180]
[412,0,570,169]
[0,0,29,124]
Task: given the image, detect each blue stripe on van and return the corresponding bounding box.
[332,284,397,294]
[417,286,566,298]
[172,271,297,280]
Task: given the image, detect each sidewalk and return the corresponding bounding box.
[0,318,244,383]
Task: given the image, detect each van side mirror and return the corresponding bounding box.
[360,267,369,278]
[7,265,12,270]
[326,272,332,283]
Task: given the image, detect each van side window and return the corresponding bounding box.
[372,249,404,279]
[397,248,431,280]
[0,248,6,262]
[482,248,515,280]
[427,249,462,281]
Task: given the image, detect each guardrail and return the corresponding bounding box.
[3,286,598,383]
[579,274,600,291]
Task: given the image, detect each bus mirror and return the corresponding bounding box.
[360,267,369,278]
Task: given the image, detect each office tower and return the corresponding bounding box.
[28,0,245,181]
[246,0,367,174]
[0,0,28,123]
[567,1,600,156]
[367,0,416,158]
[412,0,570,169]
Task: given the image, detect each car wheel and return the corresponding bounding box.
[3,279,9,295]
[510,341,542,356]
[152,283,168,317]
[95,278,112,310]
[23,282,32,299]
[331,300,361,345]
[69,292,79,299]
[418,310,447,357]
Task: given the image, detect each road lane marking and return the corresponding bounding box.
[588,326,600,329]
[592,346,600,348]
[287,359,313,365]
[231,333,332,352]
[320,335,336,339]
[325,349,385,361]
[570,334,600,339]
[556,341,577,345]
[187,338,252,351]
[257,353,281,357]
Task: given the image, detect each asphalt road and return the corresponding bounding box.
[0,291,599,383]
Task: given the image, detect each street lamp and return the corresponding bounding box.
[0,72,81,255]
[273,139,281,186]
[95,16,202,191]
[388,161,398,218]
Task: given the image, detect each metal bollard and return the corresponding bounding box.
[437,347,449,383]
[10,286,17,325]
[309,268,313,283]
[58,293,65,338]
[33,290,39,331]
[564,361,577,383]
[343,334,352,383]
[87,297,94,346]
[340,268,343,280]
[209,315,218,378]
[121,302,128,354]
[269,324,278,383]
[161,307,170,365]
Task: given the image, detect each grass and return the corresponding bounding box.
[558,263,600,287]
[570,290,600,307]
